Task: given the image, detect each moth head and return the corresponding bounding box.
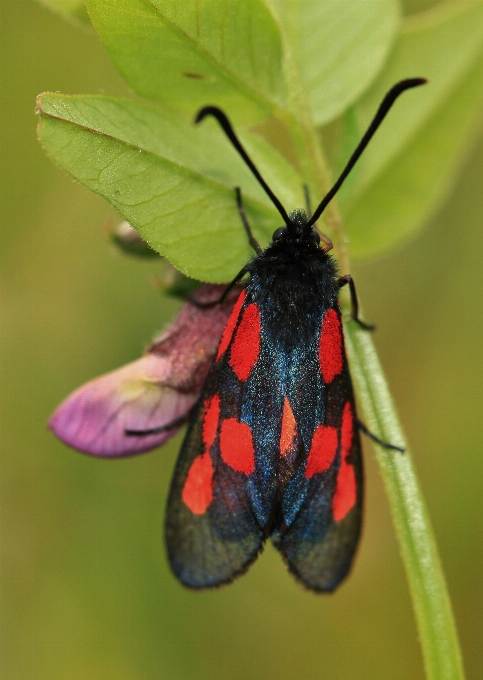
[272,211,331,252]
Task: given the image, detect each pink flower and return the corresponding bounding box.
[49,285,239,457]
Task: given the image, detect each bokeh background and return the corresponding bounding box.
[2,2,482,679]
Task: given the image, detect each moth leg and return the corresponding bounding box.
[125,410,193,437]
[189,266,249,309]
[357,419,405,453]
[235,186,262,255]
[338,274,375,330]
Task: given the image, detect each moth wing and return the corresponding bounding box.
[278,410,363,592]
[276,304,363,592]
[166,291,266,588]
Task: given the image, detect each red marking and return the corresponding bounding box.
[280,397,296,457]
[202,394,220,449]
[341,401,353,455]
[332,401,357,521]
[305,425,338,478]
[219,418,255,475]
[332,458,357,522]
[216,290,246,360]
[229,304,261,381]
[319,308,343,383]
[181,452,214,515]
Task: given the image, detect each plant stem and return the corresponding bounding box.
[344,321,466,680]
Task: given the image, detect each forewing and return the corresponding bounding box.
[166,290,272,588]
[277,305,363,592]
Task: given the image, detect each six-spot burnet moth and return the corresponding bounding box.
[50,78,425,592]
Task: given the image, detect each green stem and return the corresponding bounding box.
[344,321,465,680]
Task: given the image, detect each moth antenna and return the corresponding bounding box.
[195,106,292,226]
[306,78,427,229]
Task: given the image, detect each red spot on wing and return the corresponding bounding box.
[280,397,296,457]
[332,460,357,522]
[182,395,222,515]
[341,401,353,454]
[229,304,261,381]
[202,394,220,449]
[216,290,246,360]
[305,425,338,478]
[332,401,357,521]
[181,452,214,515]
[220,418,255,475]
[319,308,343,383]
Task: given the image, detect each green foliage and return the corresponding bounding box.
[86,0,286,123]
[346,53,483,258]
[38,0,90,24]
[273,0,400,125]
[35,4,483,677]
[343,1,483,257]
[37,0,483,280]
[38,94,301,280]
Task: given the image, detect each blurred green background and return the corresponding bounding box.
[1,2,482,679]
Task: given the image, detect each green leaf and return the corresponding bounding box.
[354,1,483,189]
[38,0,91,25]
[273,0,400,125]
[345,52,483,259]
[339,0,483,258]
[85,0,286,124]
[37,94,303,281]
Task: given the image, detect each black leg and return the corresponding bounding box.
[235,187,262,255]
[357,419,405,453]
[338,274,375,330]
[125,411,192,437]
[303,184,312,215]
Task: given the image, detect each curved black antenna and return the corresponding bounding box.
[306,78,427,229]
[195,106,292,225]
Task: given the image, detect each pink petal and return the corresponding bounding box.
[49,285,239,457]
